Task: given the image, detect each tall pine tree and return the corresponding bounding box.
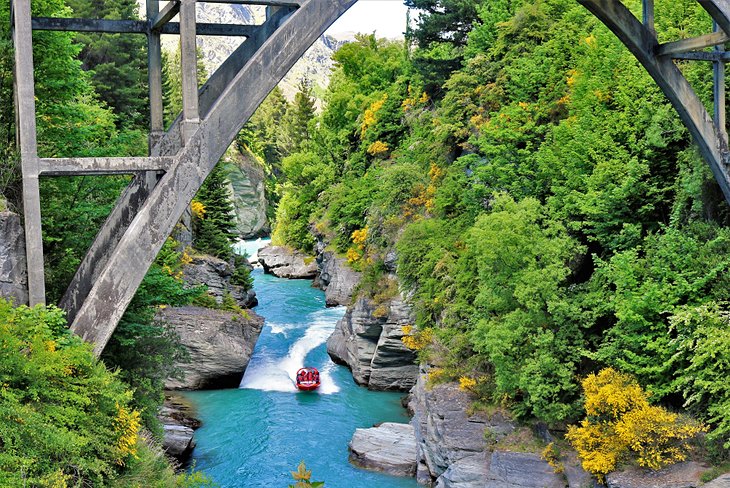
[193,163,238,259]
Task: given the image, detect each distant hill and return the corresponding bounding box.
[143,2,348,104]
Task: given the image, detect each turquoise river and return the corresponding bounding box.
[181,239,418,488]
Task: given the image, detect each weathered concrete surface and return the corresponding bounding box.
[257,245,318,279]
[0,212,28,305]
[65,0,358,356]
[317,250,361,306]
[485,451,565,488]
[183,254,257,308]
[349,422,417,477]
[606,462,711,488]
[221,147,269,239]
[327,294,418,391]
[161,306,264,390]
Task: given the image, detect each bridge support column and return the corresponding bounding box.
[12,0,46,306]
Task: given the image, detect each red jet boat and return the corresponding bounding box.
[296,367,321,391]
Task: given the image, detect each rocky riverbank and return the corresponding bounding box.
[161,305,264,390]
[315,250,361,306]
[158,394,201,466]
[257,245,318,278]
[183,254,257,308]
[327,294,418,391]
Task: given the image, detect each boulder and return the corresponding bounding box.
[183,254,257,308]
[161,306,264,390]
[327,294,418,391]
[606,462,710,488]
[349,422,417,477]
[158,394,200,466]
[485,451,565,488]
[258,245,318,279]
[409,372,515,487]
[317,251,361,306]
[0,211,28,305]
[221,148,270,239]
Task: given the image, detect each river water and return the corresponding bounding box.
[181,239,418,488]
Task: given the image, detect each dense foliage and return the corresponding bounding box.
[268,0,730,461]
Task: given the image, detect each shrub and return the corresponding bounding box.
[0,300,141,485]
[566,368,705,481]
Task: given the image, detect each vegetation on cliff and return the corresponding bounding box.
[265,0,730,471]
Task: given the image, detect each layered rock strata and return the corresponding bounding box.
[258,245,318,278]
[316,250,361,306]
[161,306,264,390]
[183,254,257,308]
[349,422,418,477]
[158,394,201,466]
[326,294,418,391]
[0,211,28,305]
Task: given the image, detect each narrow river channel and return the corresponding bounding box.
[181,240,418,488]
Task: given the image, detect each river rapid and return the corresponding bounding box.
[181,239,418,488]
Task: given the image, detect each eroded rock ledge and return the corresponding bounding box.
[258,245,318,279]
[0,211,28,305]
[159,394,201,466]
[326,294,418,391]
[161,305,264,390]
[349,422,417,477]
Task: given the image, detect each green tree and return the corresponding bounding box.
[193,163,238,259]
[65,0,149,130]
[278,79,316,156]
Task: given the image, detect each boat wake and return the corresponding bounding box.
[239,308,343,394]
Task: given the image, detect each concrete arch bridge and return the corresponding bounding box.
[9,0,730,354]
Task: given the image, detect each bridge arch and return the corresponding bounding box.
[9,0,730,353]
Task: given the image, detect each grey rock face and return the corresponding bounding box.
[349,422,417,477]
[0,212,28,305]
[161,306,264,390]
[158,394,200,465]
[258,245,318,279]
[606,462,710,488]
[485,451,566,488]
[183,254,257,308]
[326,294,418,391]
[317,251,361,306]
[409,373,516,487]
[221,149,270,239]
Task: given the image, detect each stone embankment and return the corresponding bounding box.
[183,254,257,308]
[327,294,418,391]
[161,305,264,390]
[349,422,417,477]
[0,211,28,305]
[257,245,318,278]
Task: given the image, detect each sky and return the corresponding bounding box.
[327,0,410,40]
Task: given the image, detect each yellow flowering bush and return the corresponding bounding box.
[191,200,206,219]
[566,368,705,481]
[367,140,389,156]
[459,376,477,391]
[361,94,388,138]
[113,403,142,464]
[401,325,433,351]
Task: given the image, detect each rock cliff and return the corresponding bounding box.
[326,294,418,391]
[0,211,28,305]
[258,245,318,279]
[183,254,257,308]
[408,371,589,488]
[221,148,270,239]
[161,306,264,390]
[316,250,361,306]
